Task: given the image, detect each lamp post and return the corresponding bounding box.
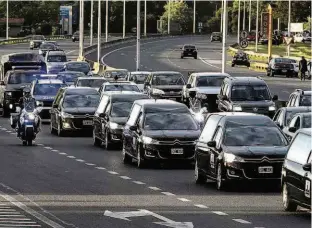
[123,0,126,39]
[248,0,251,32]
[97,0,101,63]
[221,0,227,73]
[6,0,9,40]
[243,0,246,30]
[79,0,84,57]
[168,0,171,34]
[90,0,94,45]
[237,0,241,44]
[136,0,141,71]
[220,0,223,32]
[255,0,259,52]
[105,0,108,42]
[144,0,147,36]
[193,0,196,34]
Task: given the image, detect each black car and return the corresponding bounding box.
[122,99,201,168]
[0,69,45,116]
[62,61,93,75]
[144,71,186,102]
[231,52,250,67]
[281,128,311,211]
[210,32,222,42]
[273,106,311,130]
[195,112,289,190]
[180,45,197,59]
[267,58,295,78]
[50,87,100,136]
[93,92,149,149]
[216,77,278,118]
[287,89,312,107]
[39,43,58,57]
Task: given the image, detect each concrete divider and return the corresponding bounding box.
[0,35,72,46]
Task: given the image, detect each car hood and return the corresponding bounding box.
[143,130,200,139]
[223,146,288,159]
[193,87,221,95]
[110,117,128,125]
[46,62,65,68]
[233,100,275,107]
[136,84,144,91]
[63,107,97,115]
[5,84,31,91]
[153,85,184,90]
[33,95,56,101]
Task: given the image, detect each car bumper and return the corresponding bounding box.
[232,60,249,65]
[272,69,294,75]
[108,128,123,143]
[61,117,94,131]
[182,52,197,56]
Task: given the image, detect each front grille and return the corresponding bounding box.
[161,88,182,93]
[151,145,195,159]
[242,107,269,115]
[71,117,93,129]
[242,161,283,179]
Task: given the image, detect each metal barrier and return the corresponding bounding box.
[0,35,72,46]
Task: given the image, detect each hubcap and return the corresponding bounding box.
[217,164,222,189]
[195,161,199,180]
[283,184,288,207]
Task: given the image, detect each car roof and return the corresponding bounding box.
[134,99,189,113]
[105,69,128,71]
[64,87,99,95]
[103,91,142,95]
[103,81,134,85]
[280,106,312,112]
[77,77,105,80]
[220,114,275,127]
[151,71,183,75]
[297,128,312,136]
[130,71,150,74]
[47,51,66,56]
[58,71,84,74]
[191,72,231,77]
[225,76,267,86]
[36,79,64,84]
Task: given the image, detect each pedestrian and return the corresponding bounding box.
[299,56,308,81]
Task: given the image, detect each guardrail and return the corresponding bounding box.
[0,35,72,46]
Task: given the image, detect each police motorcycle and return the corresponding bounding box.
[10,94,42,146]
[188,90,208,129]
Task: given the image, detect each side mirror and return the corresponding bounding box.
[129,125,137,131]
[207,141,216,148]
[0,81,5,86]
[52,104,58,108]
[186,84,191,89]
[272,95,278,101]
[288,127,297,133]
[303,163,311,172]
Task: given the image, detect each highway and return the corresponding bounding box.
[0,35,310,228]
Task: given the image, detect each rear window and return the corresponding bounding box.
[184,46,195,49]
[8,53,42,62]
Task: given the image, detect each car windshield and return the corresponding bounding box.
[184,45,195,49]
[231,85,271,101]
[196,76,225,87]
[104,84,140,92]
[289,59,297,63]
[47,55,67,62]
[300,95,311,106]
[8,72,38,84]
[9,53,41,62]
[152,74,185,85]
[77,79,106,88]
[110,102,133,117]
[104,71,128,78]
[131,74,149,83]
[302,115,311,128]
[275,58,293,63]
[63,94,100,108]
[285,110,309,125]
[66,63,90,73]
[223,126,287,146]
[33,84,63,96]
[40,44,55,49]
[58,72,84,82]
[144,113,198,130]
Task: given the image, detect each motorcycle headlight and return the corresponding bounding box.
[61,112,73,118]
[142,136,159,145]
[109,122,120,129]
[224,153,244,163]
[152,88,165,95]
[36,101,43,106]
[269,105,276,111]
[232,105,242,112]
[27,113,35,120]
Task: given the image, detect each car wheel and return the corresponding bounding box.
[104,129,112,150]
[194,55,197,59]
[195,160,206,184]
[122,141,132,164]
[282,183,298,211]
[216,163,227,190]
[181,55,184,59]
[93,128,102,147]
[0,107,7,117]
[22,141,27,146]
[137,145,145,169]
[27,140,32,146]
[50,121,56,135]
[57,120,65,137]
[231,63,235,67]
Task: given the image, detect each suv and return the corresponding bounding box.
[45,50,67,74]
[216,77,278,117]
[281,128,311,211]
[287,89,312,107]
[180,45,197,59]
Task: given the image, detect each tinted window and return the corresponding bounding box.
[152,74,185,86]
[231,85,271,101]
[131,74,149,83]
[275,58,293,63]
[286,133,312,164]
[223,126,287,146]
[144,113,198,130]
[63,94,100,108]
[302,115,311,128]
[104,84,140,92]
[300,95,311,106]
[9,53,42,62]
[66,62,90,73]
[199,114,221,142]
[285,110,308,125]
[196,76,225,87]
[8,72,37,84]
[77,79,106,88]
[47,55,67,62]
[58,72,84,82]
[40,43,55,49]
[111,102,133,117]
[33,84,63,96]
[184,45,195,49]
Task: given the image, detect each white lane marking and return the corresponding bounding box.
[58,153,67,155]
[161,192,176,196]
[75,159,85,162]
[51,150,59,152]
[133,181,145,185]
[120,176,131,180]
[0,191,65,228]
[36,144,44,146]
[1,128,7,130]
[177,198,191,202]
[6,131,11,133]
[0,224,41,227]
[0,215,27,217]
[107,171,119,175]
[85,163,95,166]
[148,187,161,191]
[0,218,31,221]
[199,56,221,69]
[67,156,75,159]
[65,50,77,54]
[0,221,38,224]
[44,147,52,150]
[95,167,106,170]
[254,227,266,228]
[212,211,228,216]
[233,219,252,224]
[194,204,208,209]
[0,212,20,214]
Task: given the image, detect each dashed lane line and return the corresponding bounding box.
[85,163,95,166]
[212,211,229,216]
[95,167,106,170]
[120,176,131,180]
[177,198,191,202]
[194,204,208,209]
[44,147,52,150]
[58,153,67,155]
[161,192,176,196]
[148,187,161,191]
[67,156,75,159]
[133,181,145,185]
[75,159,85,162]
[233,219,252,224]
[51,150,59,152]
[107,171,119,175]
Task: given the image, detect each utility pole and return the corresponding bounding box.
[243,0,246,30]
[287,0,291,56]
[168,0,171,34]
[123,0,126,39]
[136,0,141,71]
[6,0,9,40]
[144,0,147,36]
[248,0,251,31]
[97,0,101,63]
[237,0,241,44]
[90,0,94,45]
[193,0,196,34]
[221,0,227,73]
[220,0,223,32]
[255,0,259,52]
[105,0,108,42]
[79,0,84,57]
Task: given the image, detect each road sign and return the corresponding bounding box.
[284,37,293,45]
[198,22,203,29]
[104,209,194,228]
[240,39,249,48]
[240,30,248,39]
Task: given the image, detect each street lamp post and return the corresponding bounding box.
[237,0,241,44]
[123,0,126,39]
[136,0,141,71]
[221,0,227,73]
[220,0,223,32]
[287,0,291,56]
[79,0,84,57]
[168,0,171,34]
[144,0,147,36]
[90,0,94,45]
[105,0,108,42]
[243,0,246,30]
[6,0,9,40]
[97,0,101,63]
[193,0,196,34]
[255,0,259,52]
[248,0,251,32]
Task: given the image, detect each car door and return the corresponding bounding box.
[94,95,109,139]
[102,101,111,137]
[50,90,63,128]
[132,112,144,158]
[209,126,223,178]
[219,84,230,111]
[302,152,312,206]
[217,82,227,111]
[284,116,298,139]
[273,109,285,128]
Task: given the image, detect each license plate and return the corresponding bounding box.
[258,166,273,174]
[171,148,183,155]
[83,120,93,125]
[282,70,287,73]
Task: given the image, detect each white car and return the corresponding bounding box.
[126,71,150,91]
[74,76,108,92]
[289,59,299,76]
[294,33,304,43]
[98,81,141,95]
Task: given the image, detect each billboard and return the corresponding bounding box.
[290,23,303,33]
[59,5,72,35]
[262,12,269,38]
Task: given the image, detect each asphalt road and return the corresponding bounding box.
[0,36,310,228]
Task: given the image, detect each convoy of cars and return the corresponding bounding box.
[0,41,311,212]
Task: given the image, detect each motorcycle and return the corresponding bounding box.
[10,103,42,146]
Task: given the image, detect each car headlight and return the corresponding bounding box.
[224,153,244,163]
[36,101,43,106]
[61,112,73,118]
[269,106,276,111]
[5,92,12,97]
[109,122,120,129]
[152,88,165,95]
[30,41,34,44]
[27,113,35,120]
[142,136,159,145]
[232,105,242,111]
[194,112,204,123]
[197,93,207,99]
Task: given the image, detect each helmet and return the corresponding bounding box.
[23,88,31,98]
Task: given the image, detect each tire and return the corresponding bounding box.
[181,55,184,59]
[22,141,27,146]
[231,63,235,67]
[282,183,298,212]
[57,120,65,137]
[93,128,102,147]
[122,141,132,164]
[247,63,250,68]
[195,160,206,184]
[104,129,112,150]
[136,145,145,169]
[194,55,197,59]
[216,163,228,190]
[50,121,56,135]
